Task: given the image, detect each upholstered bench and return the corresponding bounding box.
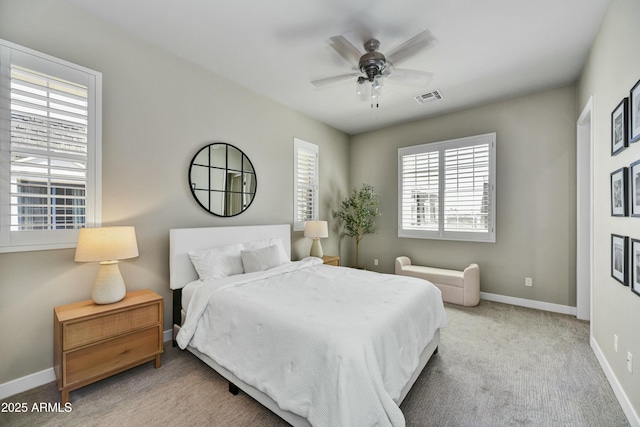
[395,256,480,307]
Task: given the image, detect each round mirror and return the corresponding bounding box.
[189,143,257,217]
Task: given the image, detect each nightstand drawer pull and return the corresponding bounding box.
[63,303,160,350]
[63,326,161,386]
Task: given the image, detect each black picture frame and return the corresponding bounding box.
[612,98,629,155]
[631,238,640,297]
[611,167,628,216]
[630,160,640,217]
[611,234,628,286]
[630,79,640,143]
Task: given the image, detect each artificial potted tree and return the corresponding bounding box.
[334,183,381,268]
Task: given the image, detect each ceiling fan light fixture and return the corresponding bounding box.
[356,77,367,96]
[370,85,382,109]
[373,74,384,90]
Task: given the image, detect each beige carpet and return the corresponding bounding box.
[0,301,630,427]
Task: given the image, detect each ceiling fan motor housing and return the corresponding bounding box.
[359,39,387,81]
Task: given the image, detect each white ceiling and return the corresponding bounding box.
[62,0,609,135]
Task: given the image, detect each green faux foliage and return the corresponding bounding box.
[334,183,381,268]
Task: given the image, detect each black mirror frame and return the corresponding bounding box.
[188,142,257,217]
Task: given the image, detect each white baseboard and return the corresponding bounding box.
[0,368,56,401]
[480,292,577,316]
[591,337,640,427]
[0,329,174,401]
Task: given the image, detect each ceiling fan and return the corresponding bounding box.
[311,30,435,107]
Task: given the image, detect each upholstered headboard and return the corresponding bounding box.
[169,224,291,290]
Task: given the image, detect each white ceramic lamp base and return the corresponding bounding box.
[91,260,127,304]
[310,238,324,258]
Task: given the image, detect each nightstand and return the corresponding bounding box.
[54,289,163,404]
[322,255,340,266]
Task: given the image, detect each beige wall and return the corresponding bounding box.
[578,0,640,414]
[349,86,578,306]
[0,0,349,384]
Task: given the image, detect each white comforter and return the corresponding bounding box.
[176,257,447,427]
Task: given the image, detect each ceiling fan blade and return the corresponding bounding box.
[386,68,434,86]
[329,35,363,65]
[311,72,361,87]
[385,30,435,65]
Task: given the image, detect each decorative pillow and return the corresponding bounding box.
[241,244,285,273]
[242,238,290,265]
[188,243,244,280]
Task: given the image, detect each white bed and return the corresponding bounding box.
[170,224,447,427]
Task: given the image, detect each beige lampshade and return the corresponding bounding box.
[304,221,328,238]
[75,226,139,262]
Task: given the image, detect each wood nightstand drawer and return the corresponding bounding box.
[64,325,161,386]
[63,303,161,350]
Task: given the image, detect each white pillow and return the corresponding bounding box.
[242,238,290,265]
[188,243,244,280]
[241,244,285,273]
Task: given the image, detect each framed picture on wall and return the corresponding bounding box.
[631,239,640,297]
[630,160,640,216]
[610,167,628,216]
[611,234,628,286]
[612,98,629,155]
[630,79,640,143]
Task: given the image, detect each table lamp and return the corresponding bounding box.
[304,220,328,258]
[74,226,139,304]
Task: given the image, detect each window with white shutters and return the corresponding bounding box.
[0,39,102,252]
[293,138,318,231]
[398,133,495,242]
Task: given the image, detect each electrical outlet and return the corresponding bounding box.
[525,277,533,287]
[373,258,379,266]
[628,352,633,373]
[614,334,619,353]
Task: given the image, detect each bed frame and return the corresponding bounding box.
[169,224,440,427]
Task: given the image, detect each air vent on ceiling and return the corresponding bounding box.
[414,90,443,105]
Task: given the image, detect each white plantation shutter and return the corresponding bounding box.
[0,40,102,252]
[293,138,318,231]
[400,147,439,231]
[10,65,88,230]
[398,133,495,242]
[444,143,490,234]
